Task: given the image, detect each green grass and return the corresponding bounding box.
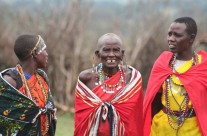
[56,112,74,136]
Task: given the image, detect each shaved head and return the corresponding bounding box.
[96,33,123,50]
[14,34,38,61]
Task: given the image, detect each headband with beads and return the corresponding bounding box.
[31,35,46,54]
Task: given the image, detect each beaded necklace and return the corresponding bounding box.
[16,64,32,99]
[165,52,198,131]
[170,59,193,85]
[16,64,48,102]
[35,72,48,101]
[95,63,125,93]
[169,52,198,73]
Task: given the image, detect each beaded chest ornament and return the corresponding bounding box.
[164,52,198,131]
[95,63,125,94]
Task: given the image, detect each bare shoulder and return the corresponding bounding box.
[3,75,17,88]
[123,65,141,83]
[79,68,94,84]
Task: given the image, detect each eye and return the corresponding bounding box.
[103,48,110,52]
[168,32,172,36]
[114,48,120,52]
[175,33,182,37]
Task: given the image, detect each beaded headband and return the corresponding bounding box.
[31,35,46,54]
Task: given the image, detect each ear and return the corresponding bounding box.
[189,34,196,44]
[121,50,125,60]
[95,50,100,58]
[31,49,38,59]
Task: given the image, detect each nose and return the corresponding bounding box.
[108,51,115,57]
[45,51,48,56]
[167,35,175,43]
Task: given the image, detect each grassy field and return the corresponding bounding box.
[56,112,74,136]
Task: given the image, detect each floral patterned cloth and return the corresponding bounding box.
[0,68,56,136]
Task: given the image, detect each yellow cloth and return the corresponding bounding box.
[150,110,201,136]
[150,55,202,136]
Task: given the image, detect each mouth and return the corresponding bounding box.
[169,44,176,49]
[106,59,116,63]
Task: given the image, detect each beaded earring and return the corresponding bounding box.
[92,53,100,73]
[122,55,128,83]
[94,63,102,85]
[92,56,96,73]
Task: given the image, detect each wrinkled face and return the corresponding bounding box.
[36,49,48,68]
[167,22,192,54]
[96,36,124,69]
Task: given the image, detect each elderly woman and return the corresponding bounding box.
[74,33,143,136]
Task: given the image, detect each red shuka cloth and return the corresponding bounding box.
[74,66,143,136]
[143,51,207,136]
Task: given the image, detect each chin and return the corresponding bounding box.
[43,64,47,68]
[169,49,177,53]
[106,65,119,69]
[39,64,47,69]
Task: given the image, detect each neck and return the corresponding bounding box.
[176,50,194,60]
[171,51,197,69]
[19,61,37,75]
[102,66,119,76]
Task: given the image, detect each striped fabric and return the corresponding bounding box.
[74,66,143,136]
